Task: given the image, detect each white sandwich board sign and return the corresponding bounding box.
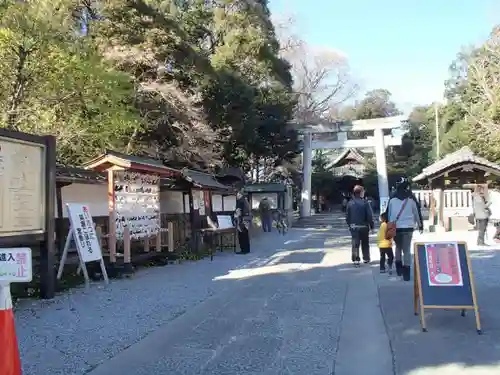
[57,203,109,286]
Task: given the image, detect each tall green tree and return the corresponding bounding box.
[339,88,401,121]
[352,88,401,120]
[204,0,298,169]
[0,0,142,165]
[91,0,299,169]
[311,150,338,204]
[398,105,434,176]
[441,29,500,163]
[0,0,300,171]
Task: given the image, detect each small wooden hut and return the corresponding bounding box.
[413,147,500,231]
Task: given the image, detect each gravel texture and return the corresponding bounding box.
[16,229,305,375]
[86,220,353,375]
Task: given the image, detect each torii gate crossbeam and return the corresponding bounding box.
[296,116,407,217]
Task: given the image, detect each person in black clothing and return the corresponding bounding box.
[346,185,374,265]
[235,191,251,254]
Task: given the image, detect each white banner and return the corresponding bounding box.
[66,203,103,263]
[198,191,205,215]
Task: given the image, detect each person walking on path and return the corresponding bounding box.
[486,189,500,242]
[235,191,251,254]
[472,184,492,246]
[377,212,394,274]
[259,198,273,232]
[342,196,349,212]
[346,185,374,266]
[385,177,423,281]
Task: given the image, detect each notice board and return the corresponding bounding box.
[0,135,45,237]
[413,241,481,333]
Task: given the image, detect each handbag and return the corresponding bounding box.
[483,197,492,218]
[385,198,408,240]
[468,214,475,225]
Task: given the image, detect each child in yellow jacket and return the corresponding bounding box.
[377,212,394,274]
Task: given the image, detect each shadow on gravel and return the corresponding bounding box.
[17,212,500,375]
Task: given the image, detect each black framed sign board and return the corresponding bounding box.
[413,241,481,334]
[0,128,56,299]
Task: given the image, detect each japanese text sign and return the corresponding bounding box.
[66,204,103,263]
[425,242,463,287]
[0,248,32,283]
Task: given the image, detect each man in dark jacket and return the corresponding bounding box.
[259,198,272,232]
[235,191,251,254]
[346,185,374,265]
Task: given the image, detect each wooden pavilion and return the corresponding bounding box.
[413,147,500,231]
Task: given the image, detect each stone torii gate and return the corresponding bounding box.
[296,116,407,217]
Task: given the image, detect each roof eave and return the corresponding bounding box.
[181,168,232,191]
[413,162,500,183]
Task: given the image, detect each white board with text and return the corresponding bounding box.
[66,203,103,262]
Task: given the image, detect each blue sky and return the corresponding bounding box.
[269,0,499,112]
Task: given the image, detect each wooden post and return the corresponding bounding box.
[188,188,200,253]
[204,190,211,215]
[438,188,445,228]
[144,237,150,253]
[108,170,117,265]
[123,226,134,274]
[40,134,57,299]
[124,227,131,263]
[55,183,65,254]
[429,190,436,225]
[168,221,174,252]
[156,230,162,252]
[96,225,103,250]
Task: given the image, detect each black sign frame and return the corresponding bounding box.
[413,241,481,334]
[0,128,56,299]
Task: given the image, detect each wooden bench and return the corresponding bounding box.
[201,215,237,260]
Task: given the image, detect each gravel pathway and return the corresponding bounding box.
[16,229,307,375]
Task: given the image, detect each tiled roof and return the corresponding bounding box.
[329,148,365,168]
[181,168,233,191]
[56,166,106,184]
[413,147,500,182]
[216,167,245,181]
[83,150,181,176]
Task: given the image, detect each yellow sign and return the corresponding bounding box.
[0,136,45,236]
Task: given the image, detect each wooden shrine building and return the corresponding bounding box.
[413,147,500,231]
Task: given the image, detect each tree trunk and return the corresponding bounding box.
[6,45,29,129]
[125,127,140,154]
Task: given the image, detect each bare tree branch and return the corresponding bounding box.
[274,14,358,124]
[288,45,358,123]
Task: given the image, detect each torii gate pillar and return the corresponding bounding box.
[300,133,313,217]
[373,127,390,213]
[298,116,405,217]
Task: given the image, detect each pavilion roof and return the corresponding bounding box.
[413,147,500,182]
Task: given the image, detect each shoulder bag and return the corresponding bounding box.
[385,198,408,240]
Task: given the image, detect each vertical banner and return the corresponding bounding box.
[379,197,389,215]
[198,190,205,216]
[425,242,463,287]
